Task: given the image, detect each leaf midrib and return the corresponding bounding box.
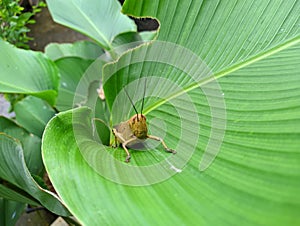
[71,2,112,50]
[144,35,300,115]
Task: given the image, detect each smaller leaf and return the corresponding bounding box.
[54,57,110,126]
[54,57,94,111]
[45,41,104,61]
[139,31,157,41]
[47,0,136,50]
[0,184,38,206]
[0,133,70,216]
[0,39,59,105]
[0,116,42,175]
[14,96,56,137]
[94,118,110,146]
[111,31,157,56]
[86,79,110,124]
[0,198,26,226]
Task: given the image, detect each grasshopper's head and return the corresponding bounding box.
[129,114,148,139]
[123,80,148,139]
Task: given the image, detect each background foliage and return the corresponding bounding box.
[0,0,45,49]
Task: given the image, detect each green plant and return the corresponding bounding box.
[0,0,45,49]
[0,0,300,225]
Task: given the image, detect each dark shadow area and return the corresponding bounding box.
[27,7,88,51]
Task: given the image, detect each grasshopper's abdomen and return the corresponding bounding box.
[113,122,133,143]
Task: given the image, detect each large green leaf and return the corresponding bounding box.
[14,96,56,137]
[46,0,136,50]
[0,134,70,216]
[0,40,59,105]
[43,0,300,225]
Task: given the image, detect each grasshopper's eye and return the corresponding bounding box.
[132,115,138,123]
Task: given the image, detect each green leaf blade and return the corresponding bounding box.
[45,41,104,61]
[0,116,43,175]
[0,40,59,105]
[0,134,70,216]
[0,199,26,226]
[42,0,300,225]
[46,0,137,50]
[123,0,300,72]
[14,96,56,137]
[54,57,94,111]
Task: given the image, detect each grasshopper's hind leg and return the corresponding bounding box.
[122,137,138,162]
[147,135,176,154]
[121,144,131,163]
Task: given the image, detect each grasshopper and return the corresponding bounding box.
[112,84,176,163]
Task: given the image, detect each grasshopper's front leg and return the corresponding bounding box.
[147,135,177,154]
[112,128,137,162]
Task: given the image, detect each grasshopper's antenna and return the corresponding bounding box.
[123,86,139,120]
[141,78,147,115]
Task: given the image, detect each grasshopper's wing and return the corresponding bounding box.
[113,121,134,143]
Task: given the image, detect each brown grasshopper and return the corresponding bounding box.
[112,85,176,163]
